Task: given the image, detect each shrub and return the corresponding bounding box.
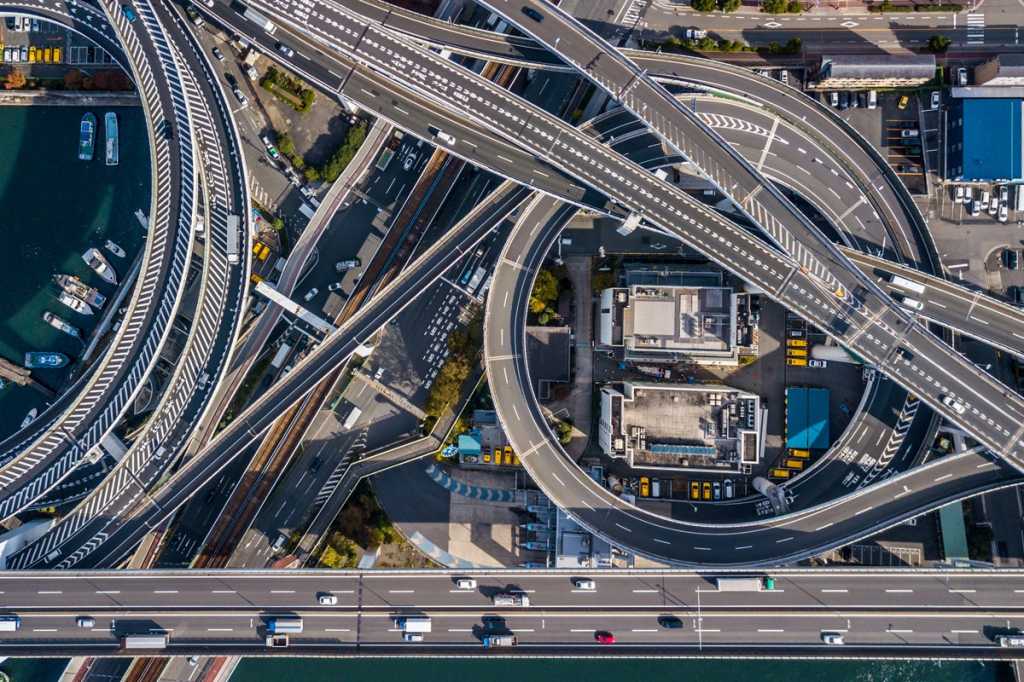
[692,0,717,11]
[721,0,742,10]
[927,34,952,53]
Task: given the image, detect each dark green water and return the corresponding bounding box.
[230,658,1008,682]
[0,105,149,439]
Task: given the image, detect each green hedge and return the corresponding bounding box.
[259,66,316,113]
[868,1,962,10]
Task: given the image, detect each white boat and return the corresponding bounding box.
[82,247,117,285]
[104,240,126,258]
[20,409,37,429]
[43,311,81,338]
[58,291,93,315]
[135,209,149,231]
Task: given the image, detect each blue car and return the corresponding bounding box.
[121,4,137,21]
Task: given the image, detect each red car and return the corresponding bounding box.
[595,631,616,645]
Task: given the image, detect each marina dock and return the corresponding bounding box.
[0,358,55,398]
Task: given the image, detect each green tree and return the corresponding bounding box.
[721,0,742,11]
[784,37,803,54]
[531,269,560,306]
[276,131,295,157]
[692,0,717,10]
[927,34,952,53]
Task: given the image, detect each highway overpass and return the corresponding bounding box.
[0,568,1021,658]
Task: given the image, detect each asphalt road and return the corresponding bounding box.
[2,569,1024,656]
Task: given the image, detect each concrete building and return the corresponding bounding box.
[946,98,1023,182]
[599,284,738,364]
[554,508,615,569]
[599,381,765,473]
[975,54,1024,87]
[813,54,935,90]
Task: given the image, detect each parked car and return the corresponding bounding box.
[931,90,940,109]
[335,258,361,272]
[958,67,968,86]
[212,46,224,62]
[304,287,319,302]
[829,92,839,107]
[1005,249,1021,270]
[898,95,909,110]
[808,359,828,369]
[839,91,849,109]
[723,479,735,499]
[955,186,964,203]
[999,203,1009,222]
[245,65,259,81]
[521,6,544,21]
[712,481,721,500]
[231,87,248,106]
[403,155,415,171]
[900,128,919,138]
[328,281,344,292]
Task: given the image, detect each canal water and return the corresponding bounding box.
[229,658,1009,682]
[0,104,149,440]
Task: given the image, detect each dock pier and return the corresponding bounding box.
[0,357,56,399]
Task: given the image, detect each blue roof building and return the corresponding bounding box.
[457,432,482,456]
[948,98,1023,182]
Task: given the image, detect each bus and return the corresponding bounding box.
[226,214,241,265]
[890,274,925,295]
[123,634,167,649]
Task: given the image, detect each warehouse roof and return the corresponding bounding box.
[819,53,935,81]
[960,98,1023,181]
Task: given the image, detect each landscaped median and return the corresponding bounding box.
[260,66,316,113]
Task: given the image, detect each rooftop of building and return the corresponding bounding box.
[959,98,1023,181]
[819,53,935,80]
[525,325,572,400]
[620,285,733,353]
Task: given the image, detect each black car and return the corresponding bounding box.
[658,616,684,629]
[839,91,849,109]
[522,6,544,21]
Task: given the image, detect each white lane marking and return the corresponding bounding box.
[37,591,62,595]
[154,590,179,594]
[616,523,632,532]
[885,589,913,593]
[815,522,834,531]
[95,590,120,594]
[934,473,953,482]
[949,589,976,594]
[270,590,295,594]
[951,629,977,634]
[388,590,415,594]
[211,590,237,594]
[758,628,785,633]
[325,628,351,632]
[33,628,58,632]
[632,589,659,593]
[821,589,848,593]
[735,545,753,550]
[653,538,670,545]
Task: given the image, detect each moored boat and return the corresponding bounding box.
[24,352,69,369]
[43,311,81,338]
[105,239,126,258]
[82,247,117,285]
[78,112,96,161]
[20,409,38,429]
[54,274,106,308]
[58,291,93,316]
[104,112,119,166]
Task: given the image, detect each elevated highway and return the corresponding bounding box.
[0,0,200,521]
[5,0,252,570]
[0,568,1023,657]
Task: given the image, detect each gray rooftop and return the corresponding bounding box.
[820,54,935,81]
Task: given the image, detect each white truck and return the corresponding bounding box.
[492,592,530,607]
[226,214,241,265]
[715,577,773,592]
[241,5,277,33]
[395,616,432,633]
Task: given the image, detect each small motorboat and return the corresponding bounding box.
[20,408,38,429]
[105,240,126,258]
[58,291,94,316]
[82,247,118,285]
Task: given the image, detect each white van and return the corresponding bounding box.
[867,90,877,109]
[0,617,20,632]
[395,616,432,633]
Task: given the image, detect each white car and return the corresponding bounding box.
[808,359,827,369]
[999,203,1008,223]
[941,394,967,415]
[402,632,424,642]
[822,632,845,645]
[900,128,919,139]
[304,287,319,302]
[957,67,968,86]
[573,578,596,591]
[954,186,964,203]
[76,616,96,629]
[930,91,940,109]
[276,42,295,58]
[374,366,385,381]
[684,28,707,39]
[328,282,344,292]
[317,593,337,606]
[403,155,415,171]
[455,578,477,590]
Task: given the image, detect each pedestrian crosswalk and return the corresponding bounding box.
[250,178,269,206]
[966,13,985,46]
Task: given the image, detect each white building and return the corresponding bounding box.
[598,284,738,364]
